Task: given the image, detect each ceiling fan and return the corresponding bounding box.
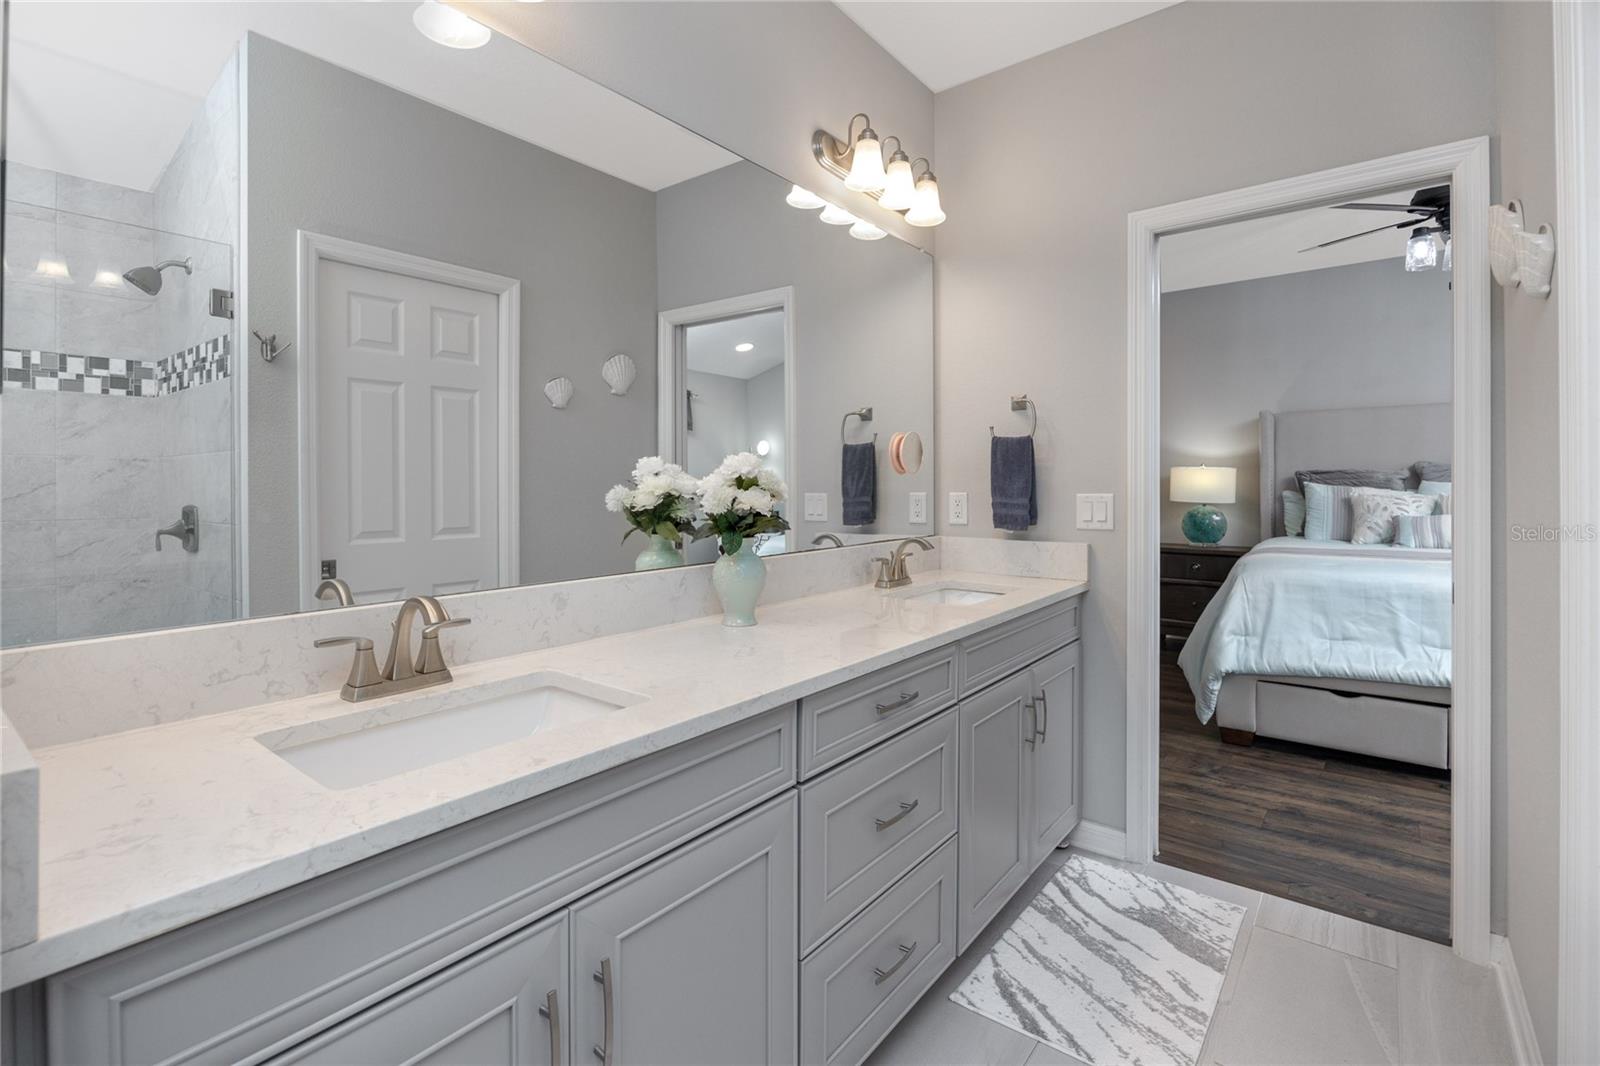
[1301,185,1452,271]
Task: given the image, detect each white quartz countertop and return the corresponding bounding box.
[1,570,1085,987]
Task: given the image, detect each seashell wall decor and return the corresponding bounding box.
[601,353,636,396]
[543,376,574,409]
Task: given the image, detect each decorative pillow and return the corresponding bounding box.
[1395,514,1453,549]
[1349,488,1439,545]
[1436,494,1452,515]
[1419,478,1452,497]
[1302,482,1360,541]
[1411,460,1452,485]
[1294,468,1408,496]
[1281,490,1306,537]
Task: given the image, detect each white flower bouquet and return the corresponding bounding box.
[604,457,701,547]
[695,452,791,556]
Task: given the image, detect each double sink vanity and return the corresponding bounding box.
[0,542,1087,1065]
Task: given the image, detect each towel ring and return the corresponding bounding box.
[990,395,1037,438]
[842,407,877,445]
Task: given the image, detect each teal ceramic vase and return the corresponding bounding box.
[712,539,766,627]
[634,534,684,571]
[1182,505,1228,544]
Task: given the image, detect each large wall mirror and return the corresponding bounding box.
[0,2,934,647]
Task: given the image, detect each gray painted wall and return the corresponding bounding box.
[464,1,935,252]
[1493,0,1561,1052]
[244,35,659,613]
[1160,260,1453,545]
[685,370,752,478]
[656,162,934,548]
[933,0,1498,837]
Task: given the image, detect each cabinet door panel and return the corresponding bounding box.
[956,672,1034,952]
[270,911,567,1066]
[1028,642,1081,867]
[570,795,797,1065]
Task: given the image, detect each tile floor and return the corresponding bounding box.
[867,848,1519,1066]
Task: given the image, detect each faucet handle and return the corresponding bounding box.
[314,636,384,698]
[417,617,471,675]
[420,617,471,639]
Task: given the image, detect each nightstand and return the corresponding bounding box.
[1160,543,1249,655]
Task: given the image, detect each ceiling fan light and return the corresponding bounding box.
[844,126,887,193]
[1405,229,1438,272]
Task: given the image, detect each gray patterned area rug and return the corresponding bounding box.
[950,856,1246,1066]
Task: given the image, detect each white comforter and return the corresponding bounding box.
[1178,537,1452,722]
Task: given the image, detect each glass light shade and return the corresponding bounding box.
[844,130,887,193]
[785,184,826,210]
[904,174,946,227]
[849,219,887,241]
[878,156,916,211]
[1405,230,1438,272]
[818,203,857,226]
[412,1,491,49]
[1169,465,1237,504]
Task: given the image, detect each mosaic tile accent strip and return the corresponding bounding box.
[2,335,230,397]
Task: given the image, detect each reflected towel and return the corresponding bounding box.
[842,441,877,526]
[991,435,1037,531]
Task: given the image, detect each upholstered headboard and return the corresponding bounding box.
[1259,403,1452,537]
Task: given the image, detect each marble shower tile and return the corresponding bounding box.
[0,585,56,646]
[1,391,57,457]
[1,455,56,521]
[55,390,168,458]
[56,174,153,228]
[1,281,57,353]
[55,455,161,521]
[53,518,168,580]
[55,576,186,641]
[1256,892,1399,967]
[4,161,57,208]
[2,521,56,588]
[56,288,158,364]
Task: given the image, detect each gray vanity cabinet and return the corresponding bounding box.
[955,672,1036,952]
[1027,642,1081,868]
[268,911,568,1066]
[568,794,798,1065]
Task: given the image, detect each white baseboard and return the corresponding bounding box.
[1492,934,1544,1065]
[1068,819,1127,860]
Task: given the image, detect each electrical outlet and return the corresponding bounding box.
[1076,493,1115,530]
[909,492,928,525]
[948,491,969,526]
[804,493,828,522]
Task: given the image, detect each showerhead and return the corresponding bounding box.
[121,257,193,296]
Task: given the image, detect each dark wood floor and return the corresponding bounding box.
[1157,660,1452,943]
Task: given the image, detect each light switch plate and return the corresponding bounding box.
[1076,493,1114,530]
[804,493,828,522]
[909,492,927,525]
[948,492,969,526]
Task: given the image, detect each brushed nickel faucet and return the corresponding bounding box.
[874,537,934,589]
[811,533,845,548]
[315,577,354,607]
[315,595,472,702]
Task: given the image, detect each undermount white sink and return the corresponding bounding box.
[895,584,1009,607]
[259,672,643,790]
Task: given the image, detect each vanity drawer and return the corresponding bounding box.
[47,706,795,1066]
[799,837,957,1066]
[959,599,1080,695]
[799,645,958,779]
[799,708,957,954]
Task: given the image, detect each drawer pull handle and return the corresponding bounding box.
[873,941,918,985]
[874,799,919,831]
[875,690,920,713]
[1189,561,1202,571]
[1037,691,1049,741]
[1024,700,1037,748]
[592,958,613,1064]
[539,988,562,1066]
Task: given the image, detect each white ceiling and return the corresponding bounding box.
[835,1,1181,93]
[686,311,787,380]
[5,1,736,194]
[1159,188,1432,293]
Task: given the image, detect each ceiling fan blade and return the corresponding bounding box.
[1298,218,1418,253]
[1330,202,1435,213]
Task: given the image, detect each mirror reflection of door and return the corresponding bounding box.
[312,255,508,607]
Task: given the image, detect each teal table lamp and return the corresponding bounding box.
[1171,465,1236,544]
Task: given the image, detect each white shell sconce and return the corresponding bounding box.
[601,353,636,396]
[543,376,573,409]
[1489,199,1556,298]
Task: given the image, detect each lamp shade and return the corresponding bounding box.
[844,128,887,193]
[1170,465,1236,504]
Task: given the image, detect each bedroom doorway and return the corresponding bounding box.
[1126,139,1492,961]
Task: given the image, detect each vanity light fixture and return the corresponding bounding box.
[1404,228,1439,272]
[904,161,946,228]
[813,113,943,226]
[818,203,858,226]
[92,269,124,288]
[785,185,827,210]
[842,116,887,193]
[878,139,916,212]
[412,1,491,49]
[33,256,71,282]
[735,342,755,353]
[849,219,887,241]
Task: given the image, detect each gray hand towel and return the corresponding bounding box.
[991,435,1037,531]
[842,441,877,526]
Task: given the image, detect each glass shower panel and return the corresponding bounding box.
[1,200,236,646]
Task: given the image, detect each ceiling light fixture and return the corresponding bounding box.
[1404,228,1440,272]
[818,203,857,226]
[812,113,944,226]
[412,1,491,49]
[785,185,826,210]
[849,219,887,241]
[756,440,771,457]
[735,342,755,353]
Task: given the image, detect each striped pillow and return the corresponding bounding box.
[1395,514,1452,549]
[1303,482,1361,541]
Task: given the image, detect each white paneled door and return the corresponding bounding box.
[315,259,501,605]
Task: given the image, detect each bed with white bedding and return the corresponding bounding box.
[1176,405,1455,768]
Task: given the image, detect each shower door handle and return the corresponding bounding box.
[155,505,200,553]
